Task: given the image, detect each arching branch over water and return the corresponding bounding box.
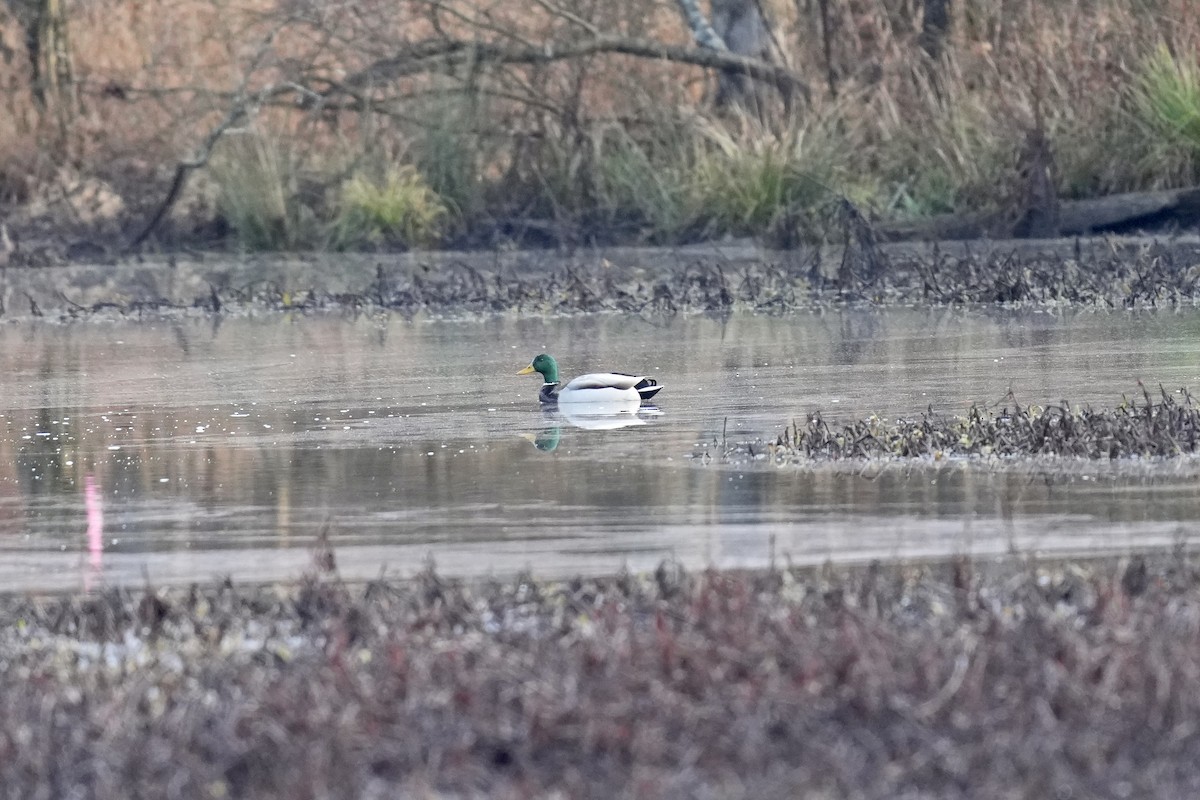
[327,34,809,107]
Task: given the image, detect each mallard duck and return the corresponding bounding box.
[517,353,663,405]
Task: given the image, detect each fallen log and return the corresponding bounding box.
[879,185,1200,242]
[1057,186,1200,234]
[877,211,995,242]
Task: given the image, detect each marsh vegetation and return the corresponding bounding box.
[726,385,1200,464]
[3,1,1200,253]
[2,553,1198,798]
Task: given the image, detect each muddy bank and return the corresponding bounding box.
[1,554,1198,798]
[4,236,1200,319]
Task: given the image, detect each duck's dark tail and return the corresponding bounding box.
[635,378,663,400]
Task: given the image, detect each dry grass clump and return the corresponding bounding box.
[1,554,1199,797]
[208,133,305,250]
[734,385,1200,464]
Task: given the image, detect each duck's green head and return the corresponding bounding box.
[517,353,559,383]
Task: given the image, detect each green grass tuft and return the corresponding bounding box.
[330,166,448,250]
[1134,45,1200,152]
[687,115,842,242]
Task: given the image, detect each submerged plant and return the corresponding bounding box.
[330,166,448,249]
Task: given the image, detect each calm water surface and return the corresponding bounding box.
[2,308,1199,591]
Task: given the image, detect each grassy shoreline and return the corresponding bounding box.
[4,1,1200,253]
[2,553,1198,798]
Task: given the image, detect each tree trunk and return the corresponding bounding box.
[710,0,771,111]
[1010,127,1059,238]
[919,0,952,60]
[673,0,727,50]
[11,0,76,142]
[878,186,1200,242]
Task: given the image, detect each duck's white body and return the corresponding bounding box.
[557,373,646,404]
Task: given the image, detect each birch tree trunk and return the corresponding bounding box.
[674,0,727,50]
[12,0,77,142]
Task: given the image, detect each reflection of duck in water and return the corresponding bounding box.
[521,407,661,452]
[559,405,652,429]
[517,354,663,407]
[522,427,563,451]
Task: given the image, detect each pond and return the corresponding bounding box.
[1,308,1198,591]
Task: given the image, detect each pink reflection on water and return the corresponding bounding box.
[84,474,104,590]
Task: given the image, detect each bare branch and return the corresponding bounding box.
[337,34,810,104]
[418,0,540,50]
[531,0,601,37]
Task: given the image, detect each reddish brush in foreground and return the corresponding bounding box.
[0,555,1198,798]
